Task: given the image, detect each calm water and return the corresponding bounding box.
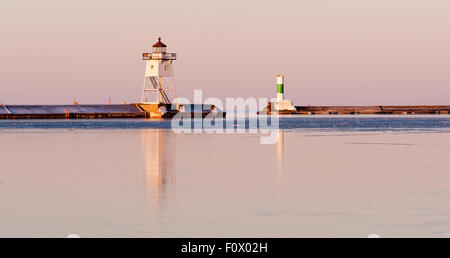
[1,116,450,237]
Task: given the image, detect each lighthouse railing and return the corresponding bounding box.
[143,53,177,60]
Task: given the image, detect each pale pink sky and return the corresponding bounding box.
[1,0,449,105]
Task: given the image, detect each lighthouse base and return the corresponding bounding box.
[273,100,296,112]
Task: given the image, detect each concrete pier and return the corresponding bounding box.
[263,103,450,115]
[0,104,225,119]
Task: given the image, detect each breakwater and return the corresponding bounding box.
[265,104,450,115]
[0,104,223,119]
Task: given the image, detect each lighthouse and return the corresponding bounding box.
[141,37,177,104]
[274,74,296,112]
[277,74,284,102]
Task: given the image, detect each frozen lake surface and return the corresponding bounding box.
[1,116,450,237]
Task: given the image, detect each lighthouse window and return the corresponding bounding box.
[164,65,167,70]
[151,65,154,69]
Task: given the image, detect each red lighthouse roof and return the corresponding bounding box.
[152,37,167,47]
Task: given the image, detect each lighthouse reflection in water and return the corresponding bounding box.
[141,130,175,213]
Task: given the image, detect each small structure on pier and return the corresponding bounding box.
[272,74,296,113]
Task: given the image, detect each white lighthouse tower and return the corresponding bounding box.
[277,74,284,102]
[141,37,177,104]
[274,74,296,112]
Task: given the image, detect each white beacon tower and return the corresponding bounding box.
[141,37,177,104]
[277,74,284,102]
[274,74,296,112]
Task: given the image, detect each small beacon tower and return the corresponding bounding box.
[141,37,177,104]
[274,74,296,112]
[277,75,284,102]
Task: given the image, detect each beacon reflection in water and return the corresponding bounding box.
[141,129,175,205]
[277,130,284,187]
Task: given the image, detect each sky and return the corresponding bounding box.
[0,0,449,105]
